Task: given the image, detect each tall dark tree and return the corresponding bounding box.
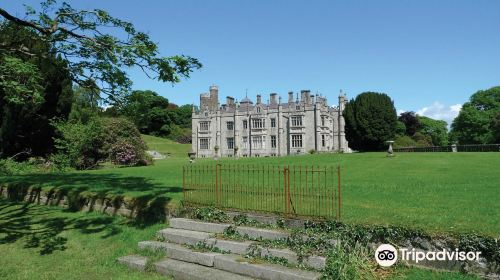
[0,22,73,158]
[398,111,420,136]
[450,87,500,144]
[344,92,397,151]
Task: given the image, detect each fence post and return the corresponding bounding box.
[215,164,221,207]
[182,166,185,202]
[284,167,290,215]
[337,165,341,221]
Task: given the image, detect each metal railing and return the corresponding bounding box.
[183,164,341,220]
[393,144,500,152]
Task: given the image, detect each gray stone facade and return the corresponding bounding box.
[191,85,350,158]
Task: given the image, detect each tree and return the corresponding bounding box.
[450,87,500,144]
[398,111,420,136]
[119,90,172,135]
[344,92,398,151]
[68,85,101,124]
[417,116,449,146]
[493,112,500,143]
[0,1,201,103]
[0,22,73,159]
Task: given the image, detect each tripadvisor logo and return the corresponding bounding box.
[375,244,398,267]
[375,244,482,267]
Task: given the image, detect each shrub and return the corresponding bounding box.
[52,117,150,169]
[168,125,192,144]
[413,132,433,147]
[101,117,150,166]
[393,135,416,148]
[110,140,140,166]
[0,158,51,175]
[52,118,105,170]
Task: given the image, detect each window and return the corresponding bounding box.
[242,136,248,148]
[271,118,276,128]
[291,116,302,127]
[200,138,210,150]
[251,118,265,129]
[322,135,326,147]
[252,136,265,149]
[243,120,248,129]
[227,121,234,130]
[271,135,277,148]
[291,135,302,148]
[200,121,210,131]
[227,137,234,149]
[296,105,300,110]
[321,116,325,126]
[257,107,261,113]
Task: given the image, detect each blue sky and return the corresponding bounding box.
[3,0,500,124]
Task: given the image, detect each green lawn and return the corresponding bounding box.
[0,199,165,280]
[0,200,480,280]
[1,135,499,236]
[141,134,190,158]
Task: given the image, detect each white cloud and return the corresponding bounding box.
[416,102,462,126]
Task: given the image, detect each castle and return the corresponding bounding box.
[191,86,350,158]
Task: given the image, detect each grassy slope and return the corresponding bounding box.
[1,135,498,236]
[0,200,479,280]
[141,134,190,158]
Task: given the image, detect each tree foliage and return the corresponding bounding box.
[0,0,201,102]
[398,111,420,136]
[418,115,448,146]
[119,90,170,135]
[0,22,73,159]
[450,87,500,144]
[344,92,397,151]
[68,85,101,123]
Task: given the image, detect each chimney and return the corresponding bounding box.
[256,94,262,104]
[209,85,219,111]
[226,96,235,107]
[288,91,294,103]
[270,93,277,105]
[301,90,311,104]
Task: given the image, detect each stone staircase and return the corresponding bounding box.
[118,218,325,280]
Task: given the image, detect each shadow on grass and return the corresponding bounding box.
[0,200,122,255]
[0,173,182,226]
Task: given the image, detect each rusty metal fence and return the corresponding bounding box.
[183,164,341,220]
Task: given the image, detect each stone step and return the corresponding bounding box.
[155,227,325,270]
[170,218,231,233]
[168,218,290,241]
[158,228,216,246]
[139,241,221,267]
[155,258,254,280]
[213,254,321,280]
[117,255,253,280]
[117,255,147,271]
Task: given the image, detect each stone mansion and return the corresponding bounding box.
[191,86,350,158]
